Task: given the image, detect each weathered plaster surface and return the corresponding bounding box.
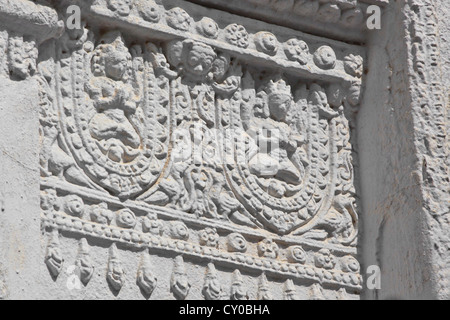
[360,0,449,300]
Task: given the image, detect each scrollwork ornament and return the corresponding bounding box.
[227,233,247,253]
[116,208,137,229]
[287,246,307,264]
[202,263,222,300]
[257,273,273,300]
[63,195,84,217]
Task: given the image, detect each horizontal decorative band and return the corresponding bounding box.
[41,178,357,256]
[41,210,363,290]
[86,0,365,85]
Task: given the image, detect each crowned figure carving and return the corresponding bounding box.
[245,78,305,192]
[86,31,141,163]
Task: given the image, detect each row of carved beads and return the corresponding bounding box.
[100,1,363,77]
[44,231,353,299]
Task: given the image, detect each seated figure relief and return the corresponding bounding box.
[86,31,141,163]
[245,78,305,189]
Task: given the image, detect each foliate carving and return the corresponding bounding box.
[116,209,137,229]
[169,221,189,241]
[287,246,307,264]
[344,54,364,77]
[39,1,366,299]
[340,8,365,28]
[293,0,320,17]
[314,249,336,270]
[199,228,220,248]
[142,213,163,235]
[89,0,365,83]
[227,233,248,253]
[136,0,161,22]
[89,203,114,225]
[341,256,360,273]
[171,256,190,300]
[41,189,59,211]
[45,230,64,278]
[0,33,38,80]
[284,38,309,65]
[337,288,349,300]
[317,3,341,23]
[136,251,158,297]
[107,243,125,292]
[309,283,325,300]
[9,35,38,79]
[202,263,223,300]
[75,238,95,285]
[225,24,249,48]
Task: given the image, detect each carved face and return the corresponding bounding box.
[268,94,292,121]
[104,50,129,81]
[185,43,216,77]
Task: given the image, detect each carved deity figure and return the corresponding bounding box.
[245,78,304,186]
[86,31,141,163]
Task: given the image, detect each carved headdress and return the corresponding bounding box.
[91,31,131,79]
[265,78,292,105]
